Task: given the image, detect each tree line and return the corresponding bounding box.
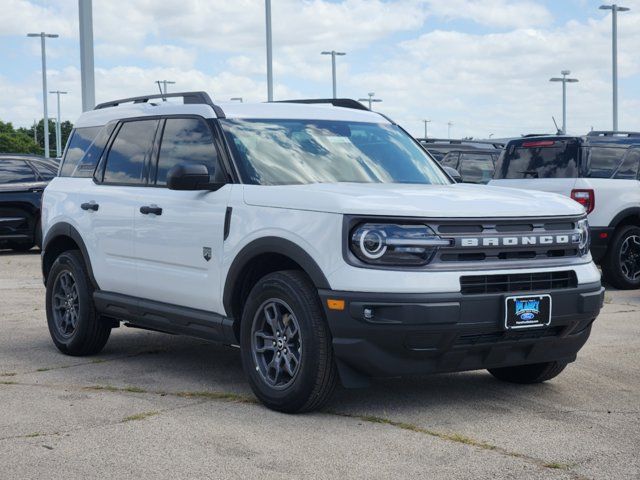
[0,119,73,157]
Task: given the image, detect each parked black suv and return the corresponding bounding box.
[0,154,57,251]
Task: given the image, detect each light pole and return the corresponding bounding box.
[600,4,630,132]
[321,51,346,98]
[423,119,431,138]
[27,32,58,158]
[49,90,67,158]
[549,70,579,134]
[78,0,95,111]
[230,97,243,102]
[155,80,175,96]
[265,0,273,101]
[358,92,382,110]
[447,121,453,139]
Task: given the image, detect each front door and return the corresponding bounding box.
[133,117,230,313]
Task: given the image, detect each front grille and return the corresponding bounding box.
[460,271,578,295]
[431,217,582,265]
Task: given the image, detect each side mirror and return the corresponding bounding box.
[166,163,224,191]
[443,166,463,183]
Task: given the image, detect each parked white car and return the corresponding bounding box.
[41,93,603,412]
[490,133,640,289]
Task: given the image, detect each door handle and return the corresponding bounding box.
[140,205,163,216]
[81,202,99,211]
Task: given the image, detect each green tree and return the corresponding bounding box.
[22,118,74,157]
[0,121,40,154]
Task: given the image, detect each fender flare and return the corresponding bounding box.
[222,237,330,315]
[42,222,99,288]
[608,207,640,230]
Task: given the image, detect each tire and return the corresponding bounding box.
[602,225,640,290]
[240,270,337,413]
[488,361,567,384]
[45,250,111,356]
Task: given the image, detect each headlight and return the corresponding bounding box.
[350,223,451,266]
[576,218,590,256]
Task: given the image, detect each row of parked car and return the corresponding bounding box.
[421,132,640,290]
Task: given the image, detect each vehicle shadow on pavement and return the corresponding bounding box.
[0,248,40,257]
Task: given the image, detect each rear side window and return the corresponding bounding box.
[494,139,579,179]
[0,160,37,183]
[155,118,219,185]
[102,120,159,185]
[59,127,101,177]
[441,152,459,168]
[587,147,628,178]
[458,153,496,184]
[614,149,640,180]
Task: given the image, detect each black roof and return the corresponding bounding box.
[506,132,640,147]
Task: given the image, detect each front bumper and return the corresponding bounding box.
[319,282,604,387]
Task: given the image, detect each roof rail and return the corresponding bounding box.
[587,130,640,137]
[275,98,370,111]
[417,138,504,148]
[94,91,225,118]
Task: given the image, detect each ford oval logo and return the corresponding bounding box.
[520,312,535,321]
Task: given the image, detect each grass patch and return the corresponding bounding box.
[36,367,52,372]
[175,390,256,404]
[24,432,43,438]
[91,359,106,364]
[0,372,16,377]
[86,385,147,394]
[0,381,16,385]
[344,413,497,451]
[122,411,159,423]
[543,462,571,470]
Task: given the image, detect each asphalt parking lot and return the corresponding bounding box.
[0,251,638,480]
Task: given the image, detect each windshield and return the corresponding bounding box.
[494,139,579,179]
[221,119,450,186]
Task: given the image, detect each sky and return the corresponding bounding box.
[0,0,639,139]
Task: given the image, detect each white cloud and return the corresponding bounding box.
[422,0,552,29]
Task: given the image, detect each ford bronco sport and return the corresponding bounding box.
[41,92,603,412]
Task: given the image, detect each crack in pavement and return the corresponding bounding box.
[0,380,590,479]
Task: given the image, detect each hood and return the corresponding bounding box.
[243,182,585,218]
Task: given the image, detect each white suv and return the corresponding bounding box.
[41,92,603,412]
[490,133,640,289]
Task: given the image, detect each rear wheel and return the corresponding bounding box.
[488,361,567,384]
[602,225,640,290]
[240,270,337,413]
[46,250,111,355]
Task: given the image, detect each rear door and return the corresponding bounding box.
[133,117,231,313]
[83,119,160,295]
[0,159,44,242]
[489,138,580,196]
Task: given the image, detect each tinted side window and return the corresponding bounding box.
[0,160,37,184]
[587,147,626,178]
[614,149,640,180]
[103,120,159,185]
[70,123,117,179]
[441,152,459,168]
[60,127,101,177]
[155,118,219,185]
[30,162,56,180]
[458,153,496,184]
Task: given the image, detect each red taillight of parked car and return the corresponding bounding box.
[521,140,556,148]
[571,189,595,214]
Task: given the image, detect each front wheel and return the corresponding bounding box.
[602,225,640,290]
[240,270,337,413]
[488,361,567,384]
[46,250,111,356]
